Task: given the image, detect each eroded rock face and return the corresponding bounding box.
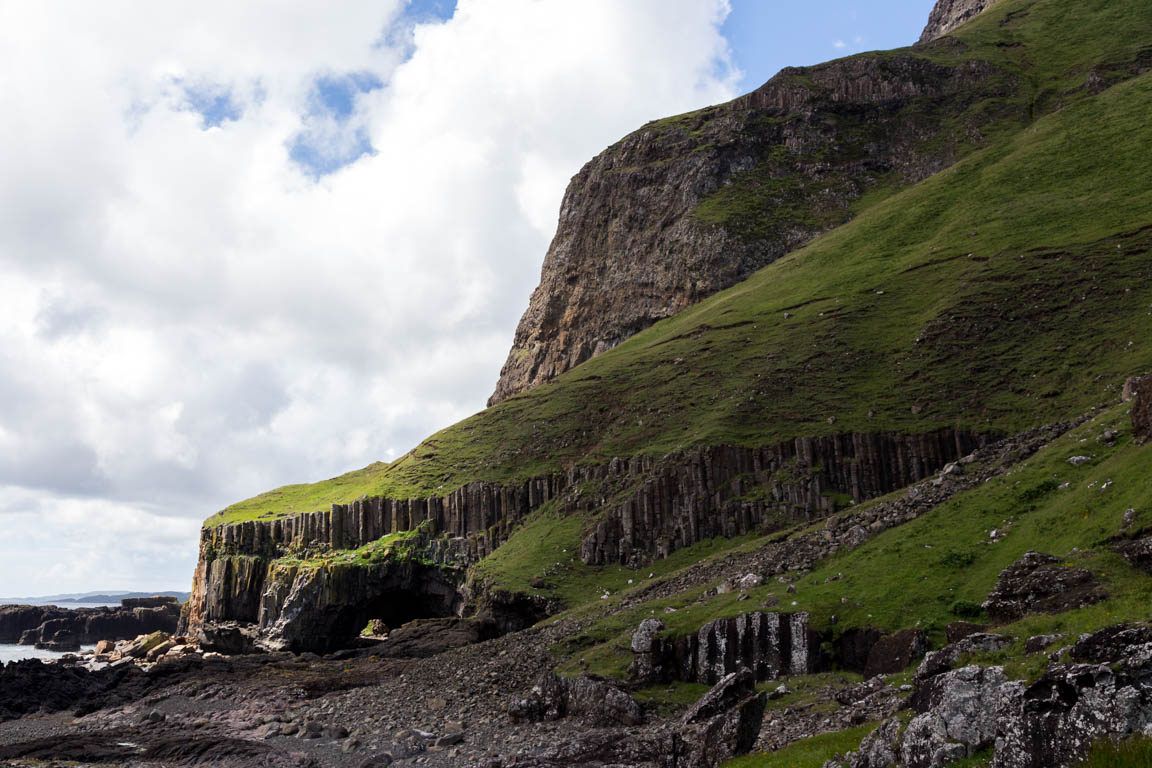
[919,0,1002,43]
[982,551,1106,622]
[489,48,1016,405]
[629,612,816,685]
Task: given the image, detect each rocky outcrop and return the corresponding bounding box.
[833,621,1152,768]
[499,668,765,768]
[981,551,1106,622]
[256,558,464,653]
[919,0,1001,43]
[489,46,1016,405]
[629,612,817,685]
[510,671,644,727]
[581,430,985,565]
[0,598,180,646]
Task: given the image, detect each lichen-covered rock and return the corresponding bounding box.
[981,551,1106,622]
[629,618,668,684]
[849,717,904,768]
[903,665,1008,767]
[915,633,1012,683]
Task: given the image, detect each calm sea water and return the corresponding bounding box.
[0,644,98,664]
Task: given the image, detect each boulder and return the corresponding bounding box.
[982,551,1106,622]
[510,671,643,727]
[628,618,667,684]
[678,667,768,768]
[197,622,261,655]
[914,633,1011,683]
[863,629,929,678]
[902,665,1007,768]
[125,631,170,659]
[377,618,495,658]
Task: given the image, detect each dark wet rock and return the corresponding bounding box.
[838,627,884,672]
[1131,375,1152,441]
[982,551,1106,622]
[121,595,179,609]
[197,621,262,655]
[863,629,929,678]
[376,617,497,659]
[945,621,988,643]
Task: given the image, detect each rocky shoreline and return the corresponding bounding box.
[0,596,180,653]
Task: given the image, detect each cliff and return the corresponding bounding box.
[183,429,979,651]
[919,0,1001,42]
[488,40,1016,405]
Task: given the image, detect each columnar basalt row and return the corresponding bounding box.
[631,612,818,686]
[206,475,569,560]
[580,429,985,565]
[184,428,983,639]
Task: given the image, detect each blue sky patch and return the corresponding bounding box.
[182,83,242,128]
[289,127,375,179]
[405,0,457,24]
[311,72,384,120]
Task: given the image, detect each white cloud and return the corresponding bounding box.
[0,0,739,594]
[833,39,847,48]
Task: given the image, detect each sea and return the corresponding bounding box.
[0,602,117,664]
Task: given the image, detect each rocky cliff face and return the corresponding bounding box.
[488,41,1016,405]
[184,428,980,652]
[919,0,1001,42]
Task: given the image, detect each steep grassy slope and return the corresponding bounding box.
[208,0,1152,528]
[541,402,1150,682]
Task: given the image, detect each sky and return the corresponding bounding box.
[0,0,933,598]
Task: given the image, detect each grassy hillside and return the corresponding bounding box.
[538,402,1151,681]
[208,0,1152,528]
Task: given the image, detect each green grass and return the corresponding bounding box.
[721,723,877,768]
[1077,736,1152,768]
[208,0,1152,530]
[471,504,762,610]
